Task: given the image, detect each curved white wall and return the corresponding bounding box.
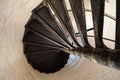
[0,0,120,80]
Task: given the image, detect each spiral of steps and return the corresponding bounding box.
[23,0,120,73]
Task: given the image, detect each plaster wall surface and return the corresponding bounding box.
[0,0,120,80]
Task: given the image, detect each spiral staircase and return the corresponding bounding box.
[23,0,120,73]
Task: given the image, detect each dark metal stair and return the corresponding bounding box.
[23,0,120,73]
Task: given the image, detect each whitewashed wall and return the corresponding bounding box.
[0,0,120,80]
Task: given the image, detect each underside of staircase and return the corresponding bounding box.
[23,0,120,73]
